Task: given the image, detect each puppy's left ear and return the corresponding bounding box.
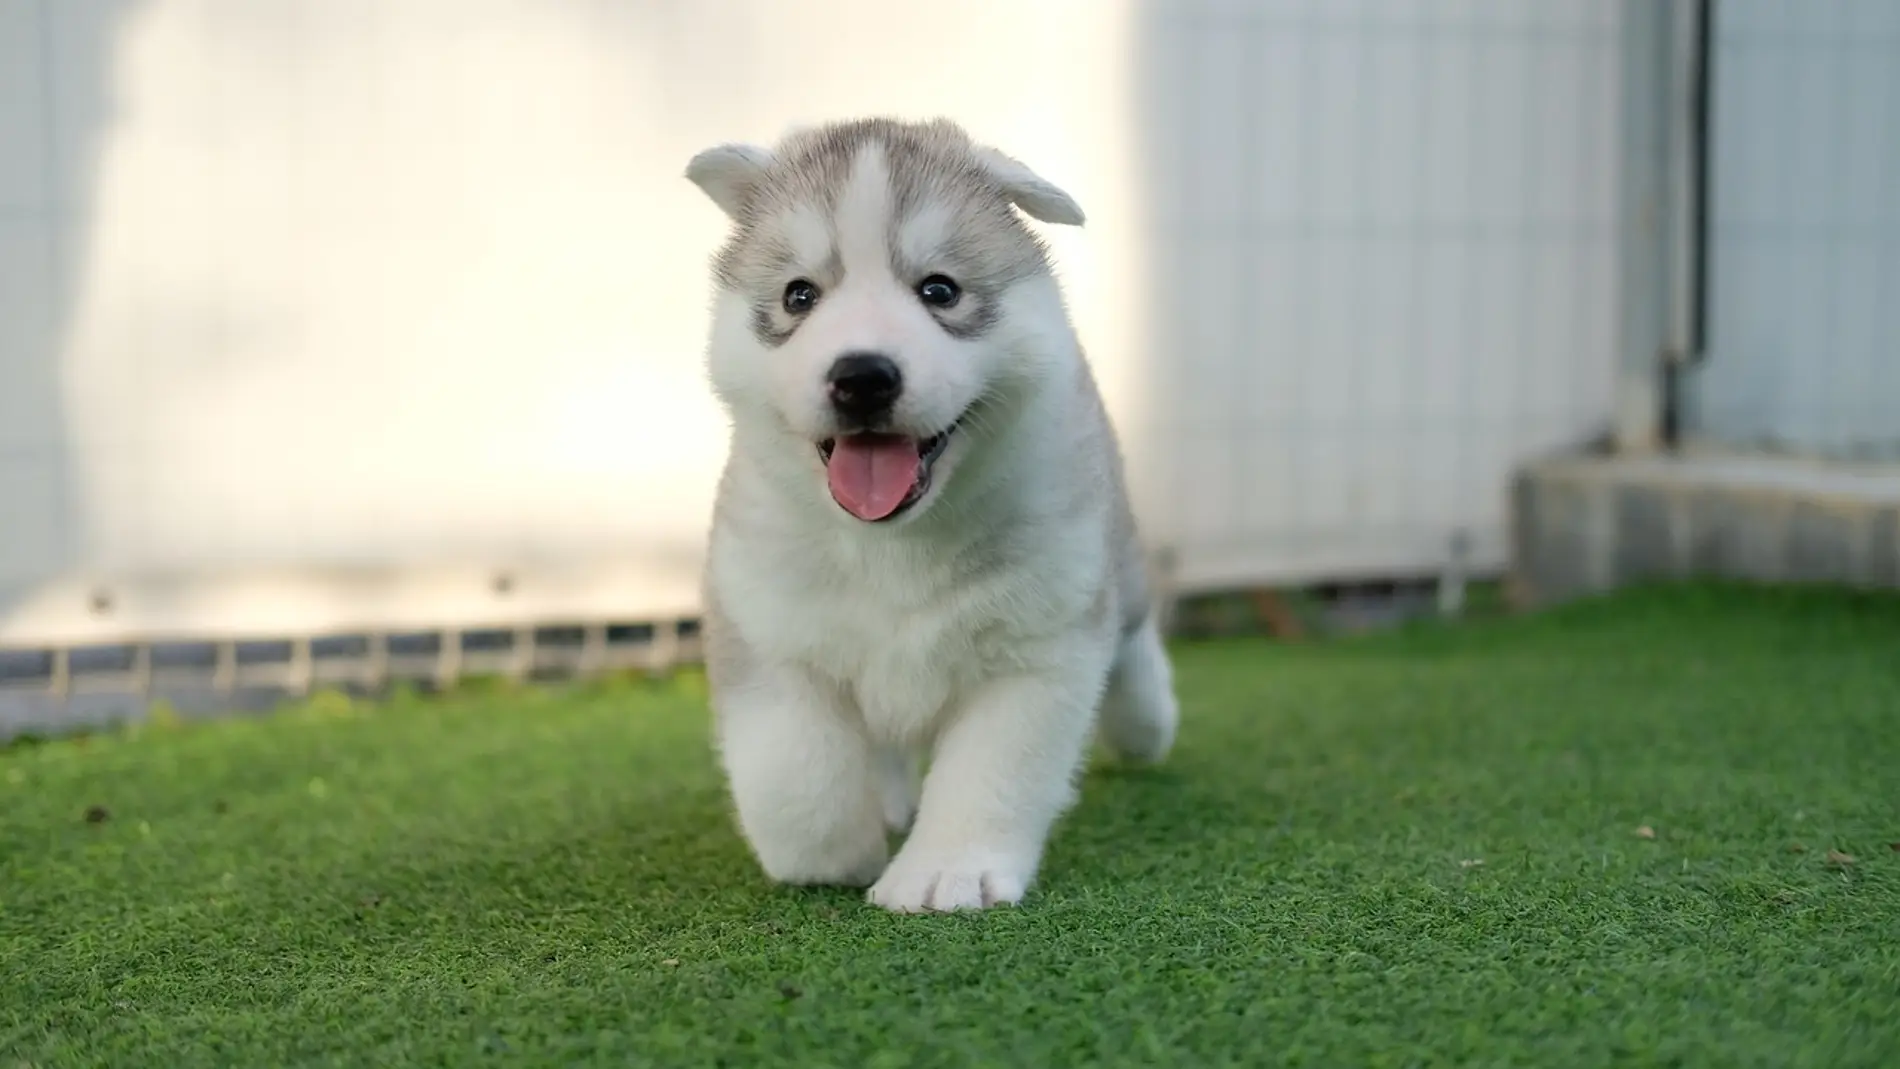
[686,143,774,219]
[974,145,1086,227]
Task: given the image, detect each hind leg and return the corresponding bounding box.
[1097,615,1178,764]
[877,746,921,834]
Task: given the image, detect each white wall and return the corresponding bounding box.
[0,0,1625,647]
[1687,0,1900,460]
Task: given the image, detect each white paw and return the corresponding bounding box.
[866,848,1031,913]
[754,827,889,889]
[770,853,888,889]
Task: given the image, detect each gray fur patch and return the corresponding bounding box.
[710,118,1055,335]
[934,299,1001,341]
[749,303,796,348]
[741,241,843,348]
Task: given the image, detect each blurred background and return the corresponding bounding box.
[1,0,1896,731]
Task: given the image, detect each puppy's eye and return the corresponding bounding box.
[783,279,821,314]
[917,275,961,309]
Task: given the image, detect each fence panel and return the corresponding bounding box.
[1134,1,1625,590]
[1686,0,1900,460]
[0,0,1628,666]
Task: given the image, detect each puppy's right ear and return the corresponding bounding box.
[686,143,774,219]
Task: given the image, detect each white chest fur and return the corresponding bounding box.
[709,505,1112,747]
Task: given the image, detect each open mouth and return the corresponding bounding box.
[817,423,958,522]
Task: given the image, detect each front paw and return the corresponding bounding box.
[866,847,1032,913]
[759,836,889,889]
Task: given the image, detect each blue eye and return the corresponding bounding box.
[917,275,961,308]
[783,279,820,314]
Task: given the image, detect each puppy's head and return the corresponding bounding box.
[687,117,1084,525]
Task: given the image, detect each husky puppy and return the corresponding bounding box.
[685,117,1177,912]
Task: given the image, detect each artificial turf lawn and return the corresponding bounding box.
[2,583,1898,1067]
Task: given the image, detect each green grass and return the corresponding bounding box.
[3,582,1898,1068]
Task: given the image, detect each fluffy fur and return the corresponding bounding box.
[686,117,1178,912]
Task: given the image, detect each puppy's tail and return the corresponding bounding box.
[1098,614,1179,764]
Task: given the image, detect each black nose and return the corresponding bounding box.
[826,352,903,420]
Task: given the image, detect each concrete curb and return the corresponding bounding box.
[1512,454,1900,606]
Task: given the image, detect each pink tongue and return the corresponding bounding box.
[826,434,921,521]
